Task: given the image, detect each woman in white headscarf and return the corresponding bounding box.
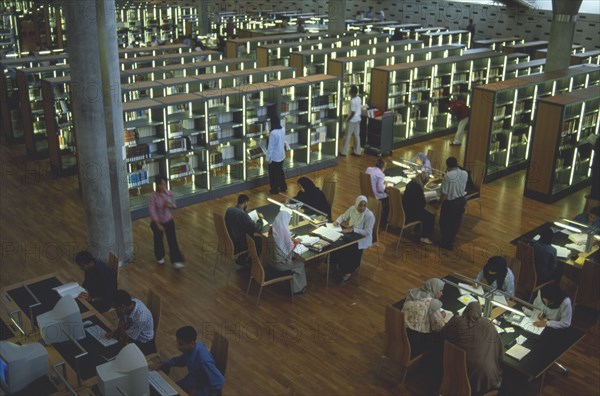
[268,211,307,295]
[331,195,376,284]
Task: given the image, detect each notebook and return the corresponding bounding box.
[506,344,531,361]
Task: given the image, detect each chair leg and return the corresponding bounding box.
[554,361,568,376]
[376,245,380,268]
[290,279,295,303]
[245,277,253,298]
[256,286,263,306]
[213,252,221,276]
[396,228,404,250]
[479,199,482,217]
[385,222,390,233]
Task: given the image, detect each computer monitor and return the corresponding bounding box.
[0,341,48,393]
[96,343,149,396]
[36,294,85,344]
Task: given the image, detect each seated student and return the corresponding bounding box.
[532,283,572,329]
[443,302,503,395]
[294,177,331,221]
[224,194,264,266]
[530,226,558,283]
[402,172,435,245]
[331,195,376,284]
[475,256,515,296]
[75,250,116,313]
[410,152,433,176]
[108,290,156,355]
[365,158,389,225]
[402,278,446,357]
[573,205,600,232]
[155,326,224,396]
[268,212,308,295]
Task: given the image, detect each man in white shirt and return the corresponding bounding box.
[267,115,287,194]
[365,158,389,225]
[439,157,468,250]
[340,85,362,157]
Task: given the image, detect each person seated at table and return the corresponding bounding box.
[294,177,331,221]
[402,278,446,357]
[154,326,224,395]
[108,289,156,355]
[365,158,389,226]
[443,302,503,395]
[225,194,264,267]
[532,283,572,329]
[403,172,435,245]
[410,152,433,176]
[475,256,515,296]
[530,226,558,283]
[268,211,308,295]
[331,195,375,285]
[573,205,600,232]
[74,250,116,313]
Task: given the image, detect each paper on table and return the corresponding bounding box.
[458,294,478,305]
[516,335,527,345]
[325,222,342,232]
[458,282,484,296]
[518,317,544,335]
[424,191,438,200]
[506,344,531,361]
[384,176,403,185]
[457,306,466,316]
[552,244,571,259]
[493,293,508,305]
[53,282,86,298]
[566,243,585,253]
[313,226,342,242]
[297,235,319,246]
[568,233,587,245]
[293,244,309,255]
[494,325,505,334]
[441,309,454,324]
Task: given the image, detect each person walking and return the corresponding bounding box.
[267,115,287,194]
[449,98,470,146]
[340,85,362,157]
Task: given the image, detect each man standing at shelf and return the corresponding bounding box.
[225,194,264,266]
[439,156,468,250]
[340,85,363,157]
[449,98,470,147]
[466,19,476,45]
[267,115,288,194]
[75,250,116,313]
[149,175,185,269]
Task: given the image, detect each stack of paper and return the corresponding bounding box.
[53,282,85,298]
[568,233,588,245]
[551,244,571,259]
[566,243,585,253]
[325,223,342,232]
[297,235,319,246]
[384,176,403,185]
[506,344,531,361]
[493,294,508,305]
[293,244,309,255]
[517,317,544,335]
[458,282,484,296]
[441,309,454,324]
[313,225,342,242]
[424,191,438,201]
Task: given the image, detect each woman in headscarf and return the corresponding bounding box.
[403,172,435,245]
[443,302,503,395]
[532,283,572,329]
[402,278,446,357]
[268,211,308,295]
[410,152,433,175]
[294,177,332,221]
[475,256,515,296]
[331,195,375,284]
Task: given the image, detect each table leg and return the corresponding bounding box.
[326,254,330,288]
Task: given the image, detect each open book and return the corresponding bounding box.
[248,210,268,227]
[53,282,85,298]
[458,282,484,296]
[313,225,342,242]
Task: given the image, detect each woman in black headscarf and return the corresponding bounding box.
[294,177,332,221]
[475,256,515,296]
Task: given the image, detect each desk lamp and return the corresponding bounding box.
[266,197,314,227]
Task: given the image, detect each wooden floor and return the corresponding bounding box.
[1,135,598,395]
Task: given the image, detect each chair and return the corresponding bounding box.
[576,259,600,310]
[385,187,421,250]
[515,241,554,301]
[146,289,162,335]
[440,341,471,396]
[107,252,119,288]
[210,331,229,377]
[212,212,247,278]
[359,171,376,199]
[367,198,383,268]
[427,149,441,172]
[465,160,486,217]
[245,235,294,306]
[381,305,424,384]
[504,255,521,295]
[322,177,337,210]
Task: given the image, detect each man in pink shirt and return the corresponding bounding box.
[149,175,185,269]
[365,158,389,226]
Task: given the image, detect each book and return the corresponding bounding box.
[506,344,531,361]
[53,282,85,298]
[312,226,343,242]
[293,244,309,255]
[458,282,484,296]
[441,309,454,324]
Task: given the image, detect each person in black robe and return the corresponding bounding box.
[294,177,332,221]
[402,172,435,244]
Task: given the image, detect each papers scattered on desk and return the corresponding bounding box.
[441,309,454,324]
[248,210,268,227]
[424,191,438,201]
[297,235,319,246]
[552,244,571,259]
[458,282,484,296]
[532,234,540,241]
[568,233,588,245]
[566,243,585,253]
[293,244,309,255]
[458,294,478,305]
[516,335,528,345]
[494,325,504,334]
[493,293,508,305]
[506,344,531,361]
[313,225,342,242]
[384,176,404,185]
[457,306,466,316]
[53,282,85,298]
[325,222,342,232]
[518,317,544,335]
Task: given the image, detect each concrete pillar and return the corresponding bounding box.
[64,0,133,263]
[546,0,582,72]
[197,0,210,35]
[328,0,347,35]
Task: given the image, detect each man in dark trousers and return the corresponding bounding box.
[439,157,468,250]
[224,194,264,266]
[75,250,116,313]
[267,115,288,194]
[449,98,470,146]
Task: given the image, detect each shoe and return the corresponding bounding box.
[337,274,352,285]
[293,287,307,296]
[157,258,165,265]
[420,237,433,245]
[450,142,461,146]
[172,262,185,269]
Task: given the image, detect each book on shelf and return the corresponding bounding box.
[169,161,192,178]
[126,143,150,161]
[221,145,235,160]
[168,137,188,153]
[210,151,223,166]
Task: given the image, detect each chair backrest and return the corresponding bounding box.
[504,255,521,296]
[367,198,381,244]
[440,341,471,396]
[515,241,536,297]
[584,197,600,214]
[468,160,486,190]
[387,187,407,229]
[213,212,234,258]
[322,179,337,209]
[210,331,229,377]
[246,235,265,285]
[384,305,411,366]
[427,149,441,171]
[576,259,600,310]
[359,171,376,199]
[146,290,162,334]
[107,252,119,287]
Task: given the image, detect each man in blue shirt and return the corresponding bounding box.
[267,115,287,194]
[75,250,116,313]
[156,326,224,396]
